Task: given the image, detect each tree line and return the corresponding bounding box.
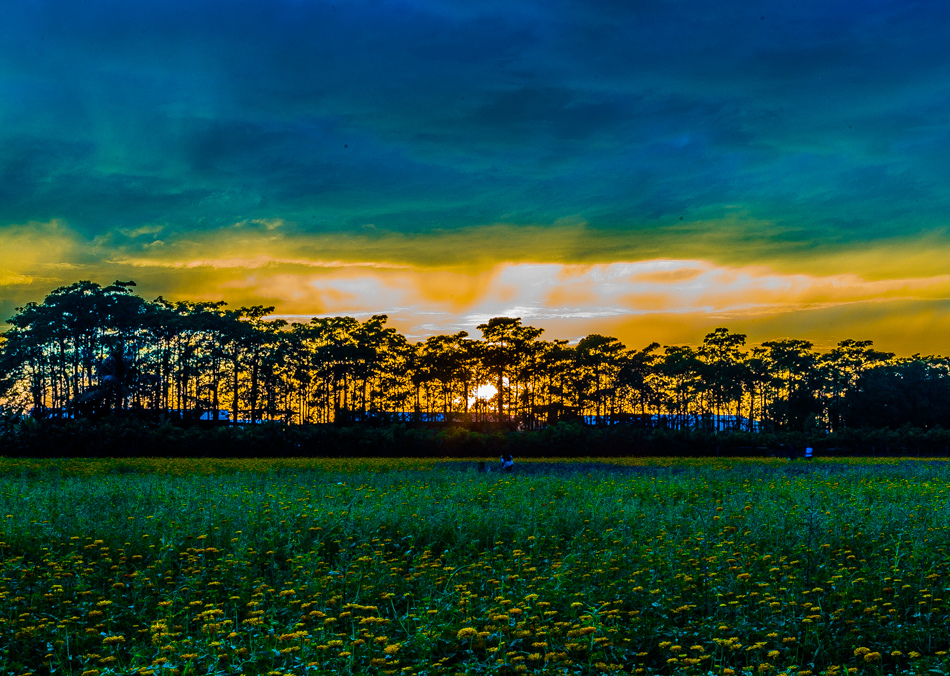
[2,280,949,432]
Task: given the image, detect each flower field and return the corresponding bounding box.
[1,457,949,675]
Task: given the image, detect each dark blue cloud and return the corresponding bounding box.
[2,0,950,256]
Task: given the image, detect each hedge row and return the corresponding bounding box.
[3,416,950,458]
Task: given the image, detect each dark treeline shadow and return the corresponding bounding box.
[2,416,950,459]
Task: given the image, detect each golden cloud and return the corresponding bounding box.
[0,220,86,296]
[3,218,950,354]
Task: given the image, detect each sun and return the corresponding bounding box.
[468,383,498,407]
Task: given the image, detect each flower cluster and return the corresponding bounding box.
[0,457,948,674]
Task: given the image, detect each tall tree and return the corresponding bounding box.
[476,317,543,421]
[761,339,819,431]
[574,334,626,421]
[657,346,704,429]
[822,339,895,430]
[617,342,661,418]
[535,339,576,424]
[699,328,748,430]
[308,316,361,422]
[845,356,950,429]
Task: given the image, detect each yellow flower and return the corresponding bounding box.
[863,652,881,663]
[457,627,478,640]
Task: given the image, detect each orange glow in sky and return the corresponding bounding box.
[2,219,950,354]
[4,1,950,356]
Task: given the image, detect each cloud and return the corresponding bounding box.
[3,0,950,352]
[2,216,950,354]
[188,256,950,352]
[3,0,950,250]
[0,219,83,282]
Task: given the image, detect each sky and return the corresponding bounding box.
[2,0,950,354]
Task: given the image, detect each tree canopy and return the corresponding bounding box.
[2,280,947,432]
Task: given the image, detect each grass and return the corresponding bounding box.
[0,457,948,675]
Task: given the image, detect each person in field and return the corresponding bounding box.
[501,453,514,471]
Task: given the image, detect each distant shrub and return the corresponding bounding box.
[2,416,950,458]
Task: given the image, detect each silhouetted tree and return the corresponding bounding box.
[575,334,626,421]
[822,339,895,430]
[699,328,748,431]
[761,339,819,431]
[476,317,543,422]
[617,342,661,418]
[3,280,950,436]
[657,346,704,429]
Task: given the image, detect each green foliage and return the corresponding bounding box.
[0,459,949,674]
